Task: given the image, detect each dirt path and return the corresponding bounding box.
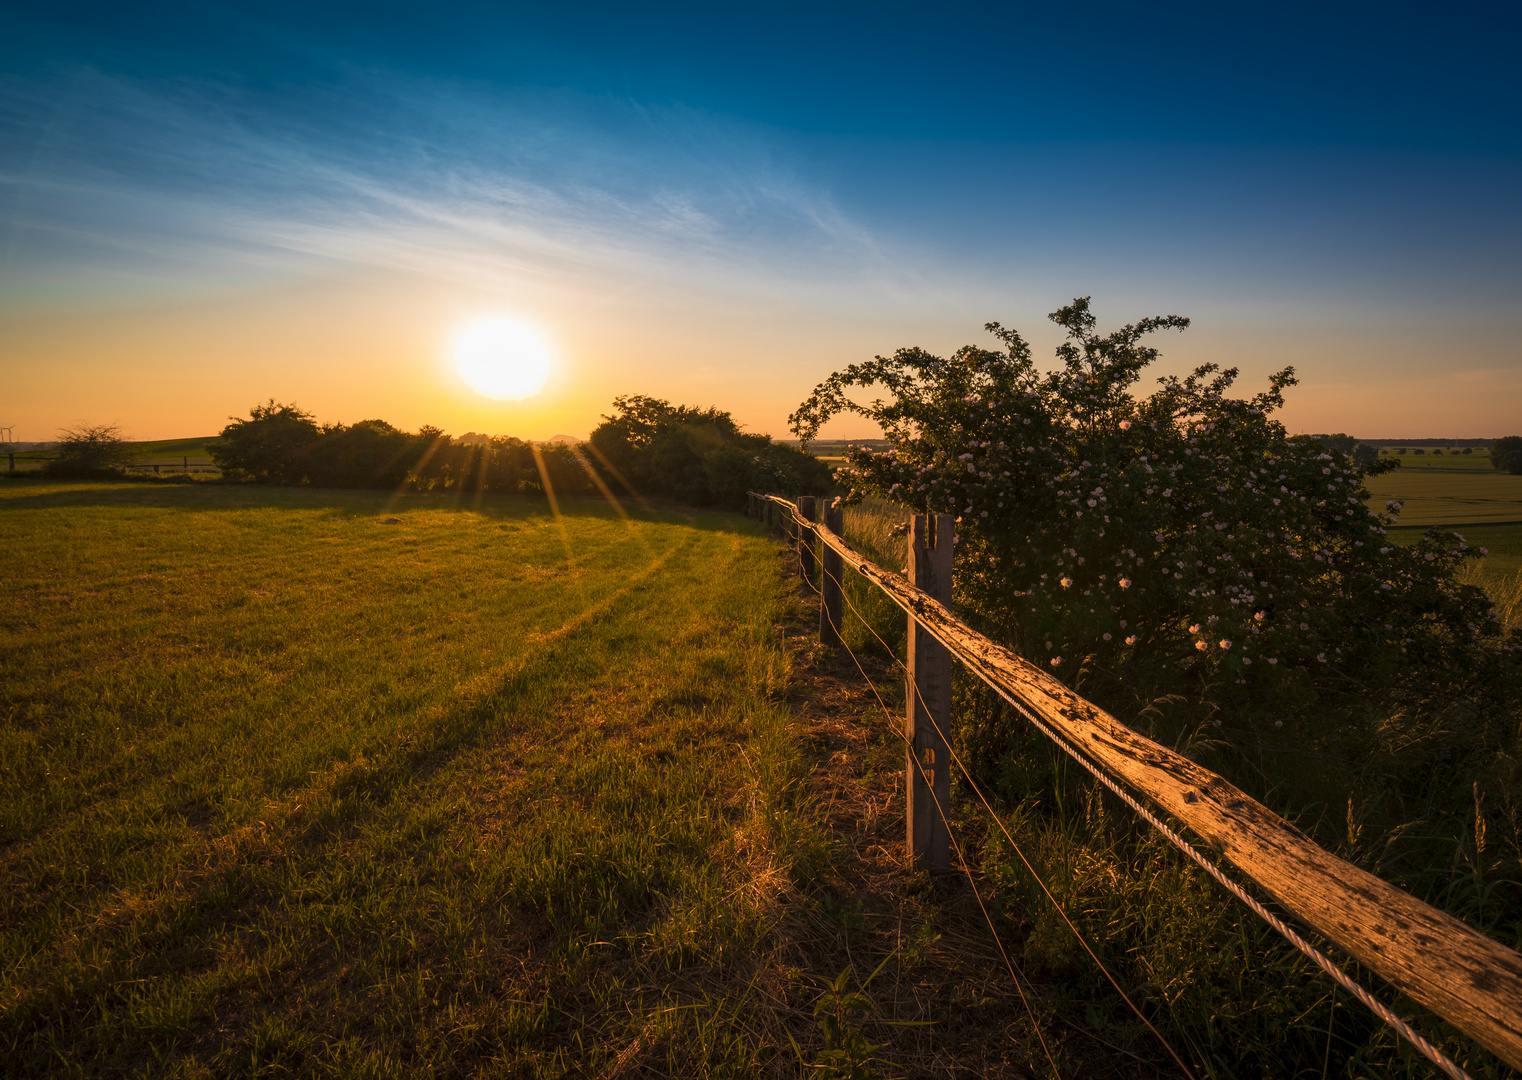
[767,557,1177,1079]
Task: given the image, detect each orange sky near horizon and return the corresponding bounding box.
[6,260,1519,445]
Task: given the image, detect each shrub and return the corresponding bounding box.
[209,401,590,497]
[209,401,321,483]
[43,424,134,478]
[590,395,831,508]
[304,419,426,489]
[790,297,1514,744]
[1492,435,1522,474]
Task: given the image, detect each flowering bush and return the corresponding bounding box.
[791,298,1515,726]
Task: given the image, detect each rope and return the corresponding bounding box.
[766,494,1474,1080]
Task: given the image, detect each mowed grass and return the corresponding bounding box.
[0,481,820,1076]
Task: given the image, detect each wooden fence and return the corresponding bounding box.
[4,452,215,474]
[748,490,1522,1077]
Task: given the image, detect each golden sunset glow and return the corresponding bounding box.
[454,319,552,401]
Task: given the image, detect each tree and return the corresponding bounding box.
[44,424,133,477]
[209,401,321,483]
[1491,436,1522,475]
[1307,433,1379,467]
[590,395,830,508]
[304,419,423,489]
[790,297,1501,737]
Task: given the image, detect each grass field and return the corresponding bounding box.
[4,437,220,474]
[1365,468,1522,525]
[126,436,220,458]
[1365,467,1522,584]
[8,476,1519,1076]
[0,481,832,1075]
[1374,450,1496,470]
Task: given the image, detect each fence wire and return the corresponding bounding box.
[760,493,1476,1080]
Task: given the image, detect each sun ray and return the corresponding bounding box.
[583,442,653,513]
[569,445,630,523]
[529,442,589,607]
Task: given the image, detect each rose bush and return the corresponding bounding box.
[791,297,1517,732]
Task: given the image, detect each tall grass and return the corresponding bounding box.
[839,497,909,663]
[1459,560,1522,634]
[819,496,1522,1078]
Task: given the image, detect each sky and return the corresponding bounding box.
[2,1,1519,442]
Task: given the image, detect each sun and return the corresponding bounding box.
[454,319,551,400]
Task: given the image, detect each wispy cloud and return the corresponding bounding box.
[0,66,919,310]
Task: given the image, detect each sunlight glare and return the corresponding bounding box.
[455,319,551,400]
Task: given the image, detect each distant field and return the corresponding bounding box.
[4,436,219,473]
[1365,467,1522,525]
[127,435,219,457]
[0,481,820,1074]
[1374,450,1496,471]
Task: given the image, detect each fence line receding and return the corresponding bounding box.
[747,489,1522,1079]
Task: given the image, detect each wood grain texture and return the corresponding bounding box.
[906,514,953,872]
[819,503,844,647]
[795,496,816,585]
[756,494,1522,1069]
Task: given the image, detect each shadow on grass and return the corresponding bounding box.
[0,478,760,535]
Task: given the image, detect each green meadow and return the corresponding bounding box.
[4,437,220,473]
[0,481,830,1076]
[6,465,1522,1077]
[1365,466,1522,583]
[1365,466,1522,526]
[1374,449,1496,471]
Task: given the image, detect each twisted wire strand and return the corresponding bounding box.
[990,683,1473,1080]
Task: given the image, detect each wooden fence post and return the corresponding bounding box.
[907,513,953,872]
[795,497,816,584]
[820,499,843,646]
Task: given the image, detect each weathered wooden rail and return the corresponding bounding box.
[746,490,1522,1074]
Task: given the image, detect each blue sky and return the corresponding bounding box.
[2,1,1519,439]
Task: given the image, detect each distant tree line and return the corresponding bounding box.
[1494,436,1522,474]
[1302,433,1378,465]
[206,396,830,509]
[588,395,831,506]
